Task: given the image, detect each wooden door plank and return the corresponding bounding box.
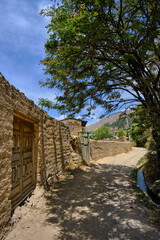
[11,116,35,211]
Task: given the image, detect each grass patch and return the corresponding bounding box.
[131,141,137,147]
[137,190,149,203]
[137,154,148,166]
[130,168,138,181]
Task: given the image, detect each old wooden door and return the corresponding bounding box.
[11,116,35,210]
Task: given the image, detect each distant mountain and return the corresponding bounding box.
[85,110,133,132]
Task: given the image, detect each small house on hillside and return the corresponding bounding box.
[60,118,87,136]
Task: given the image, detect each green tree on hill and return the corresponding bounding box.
[92,125,113,140]
[111,118,126,130]
[39,0,160,161]
[104,113,133,132]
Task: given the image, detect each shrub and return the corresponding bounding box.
[92,125,113,140]
[130,123,147,147]
[117,128,125,138]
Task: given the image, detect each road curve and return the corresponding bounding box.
[5,147,160,240]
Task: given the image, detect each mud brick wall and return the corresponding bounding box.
[90,140,132,161]
[61,119,82,136]
[39,117,72,184]
[0,74,78,237]
[0,103,13,235]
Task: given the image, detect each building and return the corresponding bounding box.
[60,118,87,136]
[0,74,80,236]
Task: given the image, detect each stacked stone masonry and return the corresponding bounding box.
[90,140,132,161]
[0,74,78,238]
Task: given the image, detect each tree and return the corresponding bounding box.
[117,128,125,139]
[92,125,113,140]
[130,123,147,147]
[130,104,153,147]
[39,0,160,159]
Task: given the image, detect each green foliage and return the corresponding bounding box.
[130,104,153,147]
[137,191,149,203]
[137,154,147,166]
[92,125,113,140]
[40,0,160,118]
[131,168,138,182]
[105,115,132,130]
[117,128,125,138]
[111,118,126,129]
[82,127,85,133]
[130,123,147,147]
[38,98,54,110]
[126,130,129,138]
[40,0,160,155]
[104,123,110,128]
[145,135,156,151]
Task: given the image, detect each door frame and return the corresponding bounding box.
[11,112,38,210]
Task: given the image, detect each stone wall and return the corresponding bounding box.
[90,140,132,161]
[0,74,79,237]
[0,102,12,237]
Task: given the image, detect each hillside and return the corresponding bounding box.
[85,110,133,132]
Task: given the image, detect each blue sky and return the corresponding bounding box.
[0,0,101,125]
[0,0,53,102]
[0,0,131,126]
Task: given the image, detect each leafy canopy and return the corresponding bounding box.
[39,0,160,120]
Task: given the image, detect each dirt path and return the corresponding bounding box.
[5,147,160,240]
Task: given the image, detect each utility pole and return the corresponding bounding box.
[124,101,131,141]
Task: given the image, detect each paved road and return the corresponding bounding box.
[5,148,160,240]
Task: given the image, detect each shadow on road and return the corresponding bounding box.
[44,163,160,240]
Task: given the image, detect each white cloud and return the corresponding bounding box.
[56,115,66,120]
[76,115,82,119]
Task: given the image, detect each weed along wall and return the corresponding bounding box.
[90,140,132,161]
[0,73,79,236]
